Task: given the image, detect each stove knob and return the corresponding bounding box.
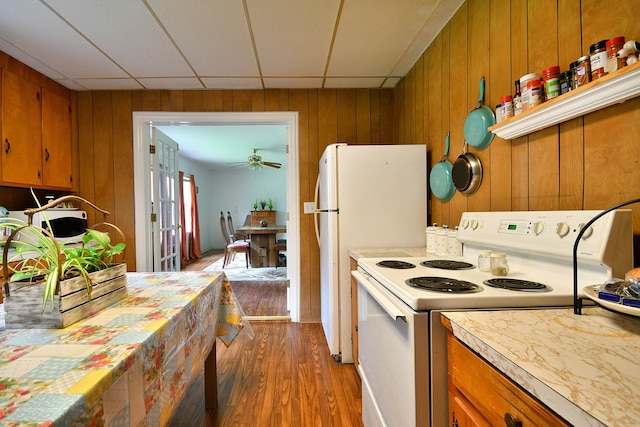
[470,220,479,230]
[460,219,469,229]
[533,221,545,235]
[579,223,594,239]
[556,222,570,237]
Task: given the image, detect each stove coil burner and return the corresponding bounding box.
[406,276,482,293]
[483,278,552,292]
[375,260,416,269]
[420,260,475,270]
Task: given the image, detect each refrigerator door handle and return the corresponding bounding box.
[314,173,321,246]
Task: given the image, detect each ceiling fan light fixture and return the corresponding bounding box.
[249,162,262,171]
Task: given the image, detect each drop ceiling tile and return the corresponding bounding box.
[247,0,340,76]
[201,77,263,89]
[70,78,145,91]
[328,0,439,76]
[324,77,385,88]
[45,0,194,77]
[0,0,127,78]
[263,77,323,89]
[138,77,204,90]
[147,0,259,77]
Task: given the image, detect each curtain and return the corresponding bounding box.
[179,171,189,266]
[189,175,202,260]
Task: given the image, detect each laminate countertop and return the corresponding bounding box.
[442,307,640,426]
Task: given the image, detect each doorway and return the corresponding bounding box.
[132,111,300,322]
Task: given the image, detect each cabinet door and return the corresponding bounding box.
[42,88,72,189]
[1,69,42,186]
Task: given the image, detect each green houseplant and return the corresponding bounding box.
[1,194,127,327]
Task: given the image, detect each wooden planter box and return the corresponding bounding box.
[3,263,127,329]
[250,210,275,226]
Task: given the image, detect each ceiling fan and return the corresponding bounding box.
[231,148,282,170]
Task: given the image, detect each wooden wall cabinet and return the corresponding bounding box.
[1,69,42,186]
[42,88,72,189]
[447,331,569,427]
[0,69,72,190]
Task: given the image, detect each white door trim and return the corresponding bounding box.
[132,111,300,322]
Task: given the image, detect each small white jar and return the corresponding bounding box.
[478,250,492,272]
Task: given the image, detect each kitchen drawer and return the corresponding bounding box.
[448,334,570,427]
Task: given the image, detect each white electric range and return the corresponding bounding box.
[351,210,633,427]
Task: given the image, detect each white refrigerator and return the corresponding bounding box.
[314,143,427,363]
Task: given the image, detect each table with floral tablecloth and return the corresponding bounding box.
[0,271,247,427]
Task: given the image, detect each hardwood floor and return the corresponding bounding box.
[169,250,363,426]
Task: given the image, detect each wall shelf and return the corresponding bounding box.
[489,62,640,140]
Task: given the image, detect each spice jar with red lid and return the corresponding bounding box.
[542,66,561,100]
[606,37,625,72]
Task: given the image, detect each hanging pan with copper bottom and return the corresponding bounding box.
[452,142,483,195]
[429,133,456,201]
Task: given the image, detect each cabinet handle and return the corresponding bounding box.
[4,138,9,154]
[504,413,522,427]
[45,148,50,161]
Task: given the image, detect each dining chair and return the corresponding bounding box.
[275,238,287,269]
[219,212,249,268]
[227,211,247,242]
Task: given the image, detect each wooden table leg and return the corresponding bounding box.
[204,340,217,410]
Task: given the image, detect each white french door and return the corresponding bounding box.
[151,128,181,271]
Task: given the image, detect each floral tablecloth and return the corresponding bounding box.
[0,271,247,427]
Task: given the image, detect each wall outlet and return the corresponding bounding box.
[303,202,316,214]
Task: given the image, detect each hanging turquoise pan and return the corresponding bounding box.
[463,76,496,149]
[429,133,455,201]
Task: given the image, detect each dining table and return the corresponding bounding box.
[0,270,248,427]
[236,224,287,267]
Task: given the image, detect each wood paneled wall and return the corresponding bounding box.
[75,89,394,322]
[395,0,640,238]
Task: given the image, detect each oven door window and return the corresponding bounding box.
[42,217,87,238]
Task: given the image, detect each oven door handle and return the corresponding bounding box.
[352,270,407,322]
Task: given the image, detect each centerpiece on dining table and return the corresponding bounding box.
[0,194,127,329]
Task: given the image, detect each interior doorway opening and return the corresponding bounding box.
[132,111,300,322]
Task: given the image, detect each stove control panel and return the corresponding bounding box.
[457,210,633,272]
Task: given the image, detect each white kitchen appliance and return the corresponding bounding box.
[5,209,88,246]
[352,209,633,426]
[314,143,427,363]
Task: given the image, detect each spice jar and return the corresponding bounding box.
[590,39,609,80]
[542,66,561,100]
[606,36,625,73]
[490,252,509,276]
[560,70,573,94]
[501,95,513,120]
[527,79,542,108]
[478,250,492,272]
[513,80,522,116]
[520,73,539,112]
[575,55,591,87]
